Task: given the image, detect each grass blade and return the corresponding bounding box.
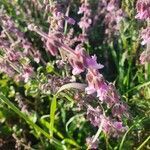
[137,135,150,150]
[119,117,146,150]
[50,95,57,138]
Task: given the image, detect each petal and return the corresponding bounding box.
[86,55,104,69]
[85,86,96,94]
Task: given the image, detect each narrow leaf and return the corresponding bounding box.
[57,83,87,94]
[50,95,57,138]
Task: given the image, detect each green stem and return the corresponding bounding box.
[137,135,150,150]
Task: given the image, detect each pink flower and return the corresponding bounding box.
[107,0,117,11]
[46,41,58,56]
[135,0,150,20]
[112,121,128,137]
[100,115,112,134]
[78,2,92,31]
[68,45,86,75]
[22,66,33,82]
[64,16,75,25]
[7,51,20,62]
[113,121,124,130]
[97,83,109,101]
[86,105,102,127]
[86,55,104,69]
[85,70,121,107]
[78,3,91,15]
[85,69,106,96]
[85,86,96,95]
[140,27,150,45]
[78,18,92,30]
[140,50,150,64]
[112,103,128,118]
[33,51,41,63]
[86,136,99,149]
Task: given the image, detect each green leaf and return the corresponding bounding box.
[50,95,57,138]
[57,83,87,94]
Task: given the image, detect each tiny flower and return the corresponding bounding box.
[78,2,92,31]
[112,103,128,118]
[107,0,116,11]
[85,86,96,95]
[33,51,41,63]
[78,3,90,15]
[64,16,75,25]
[101,115,112,134]
[140,27,150,45]
[22,66,33,82]
[7,51,20,62]
[140,50,150,64]
[86,55,104,69]
[85,69,105,96]
[68,45,86,75]
[78,18,92,30]
[112,121,128,137]
[86,105,102,127]
[135,0,150,20]
[86,136,99,149]
[113,121,123,130]
[46,41,58,56]
[97,83,109,101]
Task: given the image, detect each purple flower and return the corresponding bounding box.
[113,121,123,130]
[97,83,109,101]
[86,55,104,69]
[64,16,75,25]
[101,116,112,134]
[78,2,92,31]
[140,27,150,45]
[86,105,102,127]
[86,136,99,149]
[135,0,150,20]
[85,69,106,96]
[68,45,86,75]
[107,0,119,11]
[140,50,150,64]
[112,121,128,137]
[78,18,92,30]
[7,51,20,62]
[46,40,58,56]
[22,66,33,82]
[112,103,128,118]
[78,3,91,15]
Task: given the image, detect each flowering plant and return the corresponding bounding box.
[0,0,149,149]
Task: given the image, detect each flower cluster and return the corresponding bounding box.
[0,13,41,82]
[140,49,150,64]
[86,99,127,135]
[28,20,128,138]
[105,0,124,37]
[135,0,150,20]
[78,1,92,33]
[93,0,124,38]
[136,0,150,64]
[0,0,130,148]
[140,27,150,45]
[86,135,99,149]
